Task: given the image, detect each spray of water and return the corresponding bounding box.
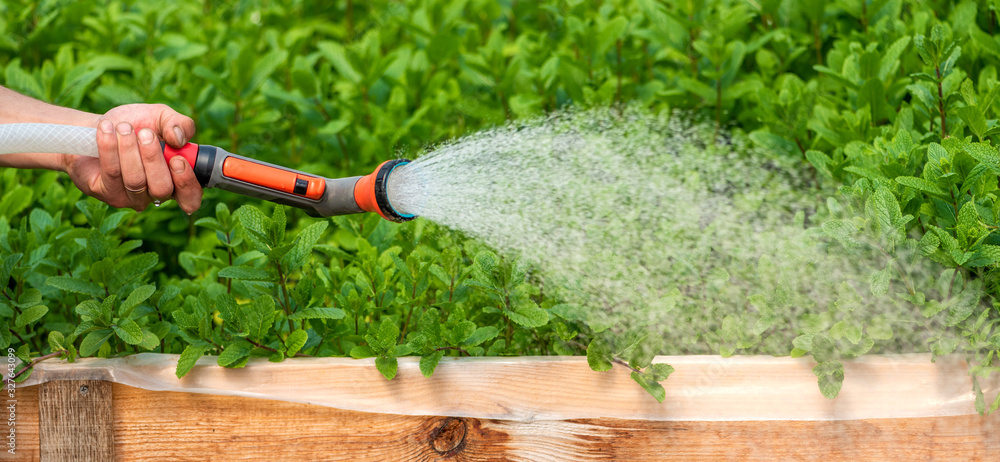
[388,107,930,354]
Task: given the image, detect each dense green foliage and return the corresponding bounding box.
[2,0,1000,409]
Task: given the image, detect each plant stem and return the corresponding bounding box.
[345,0,354,39]
[936,65,947,138]
[861,1,868,35]
[435,346,468,355]
[714,67,722,140]
[567,339,642,374]
[615,39,623,106]
[7,350,65,383]
[275,265,294,333]
[813,22,823,65]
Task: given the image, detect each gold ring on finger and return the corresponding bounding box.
[125,185,147,195]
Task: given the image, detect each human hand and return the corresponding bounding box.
[64,104,203,214]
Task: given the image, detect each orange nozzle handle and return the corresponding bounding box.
[222,157,325,200]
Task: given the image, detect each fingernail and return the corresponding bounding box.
[99,120,114,134]
[117,122,132,135]
[173,127,186,145]
[138,129,154,145]
[170,156,187,174]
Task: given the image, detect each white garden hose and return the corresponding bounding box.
[0,123,99,157]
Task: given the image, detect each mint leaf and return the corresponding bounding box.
[176,344,208,378]
[218,340,252,367]
[14,305,47,329]
[631,371,666,403]
[420,351,444,377]
[285,329,308,357]
[47,276,103,297]
[375,355,398,380]
[288,307,345,321]
[218,265,272,281]
[587,338,613,372]
[80,329,113,356]
[813,361,845,399]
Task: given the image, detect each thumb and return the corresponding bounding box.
[157,105,197,148]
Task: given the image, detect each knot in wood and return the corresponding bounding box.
[430,417,467,455]
[79,385,89,395]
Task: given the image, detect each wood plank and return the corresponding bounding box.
[111,383,1000,461]
[38,381,113,462]
[0,385,39,462]
[22,354,1000,422]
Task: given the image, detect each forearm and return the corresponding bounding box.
[0,86,100,172]
[0,86,98,126]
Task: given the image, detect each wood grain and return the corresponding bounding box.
[108,384,1000,461]
[1,385,39,462]
[38,380,113,462]
[22,353,1000,422]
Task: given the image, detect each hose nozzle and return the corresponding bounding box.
[353,159,415,223]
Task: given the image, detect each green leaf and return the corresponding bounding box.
[858,77,885,121]
[349,345,374,358]
[376,320,400,350]
[285,329,308,357]
[587,338,613,372]
[284,221,328,271]
[805,150,833,179]
[420,351,444,377]
[946,284,981,326]
[288,307,346,321]
[869,266,891,298]
[919,232,941,256]
[813,361,845,399]
[375,355,398,380]
[822,220,861,248]
[461,326,499,347]
[80,329,113,356]
[47,331,65,352]
[120,284,155,317]
[47,276,104,297]
[957,106,988,141]
[113,318,143,345]
[894,176,947,196]
[0,185,33,218]
[137,330,160,350]
[236,205,273,249]
[176,344,207,378]
[507,301,549,328]
[867,317,894,341]
[14,305,47,329]
[810,333,837,363]
[240,296,277,342]
[110,253,158,289]
[0,253,22,289]
[318,41,362,84]
[631,371,666,403]
[217,265,272,281]
[649,363,674,381]
[218,340,252,367]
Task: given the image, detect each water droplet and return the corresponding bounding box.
[153,200,161,207]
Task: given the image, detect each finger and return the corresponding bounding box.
[137,128,173,201]
[115,122,149,210]
[158,106,197,148]
[168,156,203,215]
[95,119,122,186]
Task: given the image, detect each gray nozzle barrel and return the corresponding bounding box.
[193,145,363,217]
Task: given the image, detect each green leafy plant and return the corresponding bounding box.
[3,0,1000,410]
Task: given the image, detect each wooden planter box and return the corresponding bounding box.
[6,353,999,461]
